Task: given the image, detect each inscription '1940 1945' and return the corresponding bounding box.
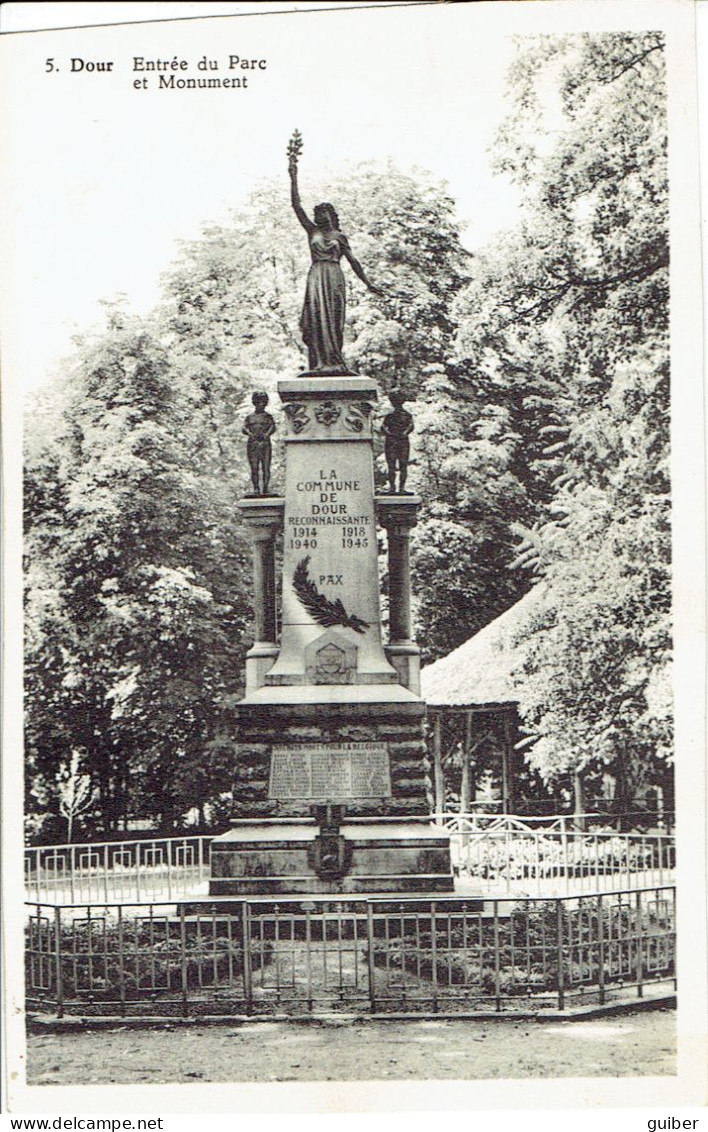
[288,469,370,554]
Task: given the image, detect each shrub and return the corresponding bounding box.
[26,913,272,1002]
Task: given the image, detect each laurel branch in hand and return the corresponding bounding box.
[287,130,303,165]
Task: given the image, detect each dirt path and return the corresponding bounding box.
[26,1007,675,1084]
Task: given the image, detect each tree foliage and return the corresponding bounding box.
[25,311,251,832]
[455,33,671,794]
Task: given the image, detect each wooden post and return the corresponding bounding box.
[500,713,511,815]
[460,710,473,854]
[502,710,515,814]
[460,710,472,815]
[433,712,445,818]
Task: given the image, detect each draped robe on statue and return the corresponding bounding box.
[300,228,350,373]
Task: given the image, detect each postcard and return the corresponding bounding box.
[1,0,705,1121]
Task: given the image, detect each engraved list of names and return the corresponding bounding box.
[269,742,392,801]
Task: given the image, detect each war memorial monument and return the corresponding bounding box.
[209,134,453,896]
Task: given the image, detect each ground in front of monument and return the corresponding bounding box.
[27,1007,675,1085]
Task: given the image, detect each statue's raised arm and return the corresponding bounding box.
[287,131,314,233]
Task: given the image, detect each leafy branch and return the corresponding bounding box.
[292,556,369,634]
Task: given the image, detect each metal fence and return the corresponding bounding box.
[25,826,675,904]
[438,802,674,827]
[439,812,674,833]
[25,886,675,1019]
[445,828,675,896]
[24,837,211,904]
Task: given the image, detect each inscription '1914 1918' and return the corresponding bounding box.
[288,469,370,553]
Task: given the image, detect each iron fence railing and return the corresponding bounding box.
[24,825,675,904]
[438,811,674,833]
[435,801,674,825]
[24,836,211,904]
[443,828,675,897]
[25,886,676,1018]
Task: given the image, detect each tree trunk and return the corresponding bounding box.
[614,747,629,831]
[572,769,585,831]
[500,714,512,815]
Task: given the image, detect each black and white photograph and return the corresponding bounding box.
[1,0,706,1119]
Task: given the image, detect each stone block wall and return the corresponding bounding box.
[230,703,432,819]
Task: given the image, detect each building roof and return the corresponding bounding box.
[420,585,544,709]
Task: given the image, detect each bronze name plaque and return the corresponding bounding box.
[269,742,392,801]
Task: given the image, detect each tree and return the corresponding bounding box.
[25,309,252,832]
[410,393,533,661]
[56,750,97,842]
[453,33,670,799]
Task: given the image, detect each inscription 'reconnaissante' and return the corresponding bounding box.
[269,742,392,800]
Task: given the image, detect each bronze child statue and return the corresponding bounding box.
[243,392,276,496]
[382,391,414,495]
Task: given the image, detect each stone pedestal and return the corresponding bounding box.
[229,699,431,820]
[210,373,452,897]
[210,818,452,896]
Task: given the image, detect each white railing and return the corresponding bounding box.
[24,835,211,904]
[441,827,675,897]
[25,821,675,904]
[438,811,674,834]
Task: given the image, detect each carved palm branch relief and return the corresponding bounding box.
[292,555,369,634]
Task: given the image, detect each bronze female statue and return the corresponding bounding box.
[288,131,382,375]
